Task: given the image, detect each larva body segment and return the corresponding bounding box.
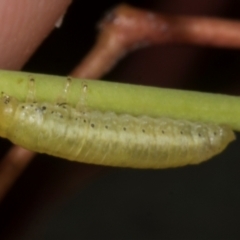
[0,95,235,169]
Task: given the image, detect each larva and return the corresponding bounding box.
[0,77,235,169]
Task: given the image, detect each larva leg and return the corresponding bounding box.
[49,77,73,153]
[76,81,88,112]
[26,76,36,103]
[56,77,72,104]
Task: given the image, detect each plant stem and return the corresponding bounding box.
[0,70,240,130]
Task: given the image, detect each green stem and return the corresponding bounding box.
[0,70,239,131]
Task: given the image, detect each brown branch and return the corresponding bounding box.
[72,4,240,78]
[0,147,34,200]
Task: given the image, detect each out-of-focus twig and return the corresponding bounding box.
[0,147,34,201]
[72,4,240,78]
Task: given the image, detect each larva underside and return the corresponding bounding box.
[0,77,235,169]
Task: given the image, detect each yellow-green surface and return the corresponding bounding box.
[0,70,239,131]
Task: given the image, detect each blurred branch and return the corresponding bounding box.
[72,4,240,78]
[0,147,34,200]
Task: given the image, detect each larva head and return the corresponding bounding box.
[193,123,235,165]
[210,124,235,151]
[0,95,18,137]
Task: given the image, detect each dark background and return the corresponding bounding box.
[1,0,240,239]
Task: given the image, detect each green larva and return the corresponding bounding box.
[0,77,235,169]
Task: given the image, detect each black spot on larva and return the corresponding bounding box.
[105,125,108,129]
[75,118,78,121]
[180,131,183,134]
[58,103,67,108]
[142,129,145,133]
[214,132,217,135]
[42,106,46,110]
[91,123,95,128]
[198,133,202,137]
[30,77,35,82]
[123,127,126,131]
[51,111,54,114]
[3,96,10,104]
[162,130,165,134]
[60,115,63,118]
[83,119,87,123]
[21,106,25,109]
